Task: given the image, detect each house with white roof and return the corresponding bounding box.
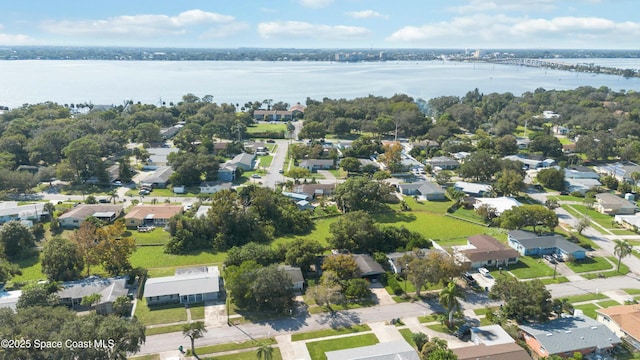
[565,178,601,195]
[144,266,221,305]
[325,340,419,360]
[0,201,48,224]
[614,214,640,231]
[453,181,492,197]
[564,166,600,180]
[473,197,522,216]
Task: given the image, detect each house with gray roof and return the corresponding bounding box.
[595,161,640,184]
[218,164,238,182]
[59,204,124,228]
[352,254,385,278]
[199,181,232,194]
[594,192,636,215]
[146,147,178,167]
[565,177,601,195]
[520,314,620,359]
[299,159,334,172]
[279,265,304,290]
[142,166,174,188]
[229,152,256,171]
[144,266,221,305]
[0,201,48,224]
[564,166,600,180]
[397,181,445,201]
[507,230,586,260]
[325,340,419,360]
[58,276,129,315]
[453,181,492,197]
[425,156,459,170]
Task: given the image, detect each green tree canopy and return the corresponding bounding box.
[41,236,85,282]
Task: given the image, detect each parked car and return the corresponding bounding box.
[454,324,472,339]
[462,272,477,286]
[251,174,261,179]
[478,267,490,277]
[278,168,284,174]
[543,254,557,264]
[266,139,275,143]
[553,253,565,262]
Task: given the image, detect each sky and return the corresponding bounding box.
[0,0,638,49]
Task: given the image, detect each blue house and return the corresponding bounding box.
[507,230,586,261]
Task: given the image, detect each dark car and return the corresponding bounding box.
[454,324,472,339]
[543,254,557,264]
[462,272,477,286]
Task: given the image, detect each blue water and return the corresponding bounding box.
[1,59,640,108]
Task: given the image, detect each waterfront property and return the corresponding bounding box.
[144,266,221,305]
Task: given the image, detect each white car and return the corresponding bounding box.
[478,267,490,277]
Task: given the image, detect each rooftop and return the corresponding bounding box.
[325,340,419,360]
[508,230,585,253]
[596,304,640,342]
[124,204,183,220]
[59,204,123,220]
[144,266,220,298]
[453,342,532,360]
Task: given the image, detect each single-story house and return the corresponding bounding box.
[520,314,621,359]
[595,161,640,184]
[564,166,600,180]
[473,197,522,216]
[507,230,586,261]
[144,266,221,305]
[106,164,120,182]
[453,181,492,197]
[229,152,256,171]
[516,137,531,150]
[173,185,185,194]
[16,165,40,174]
[0,290,22,311]
[160,124,183,139]
[146,147,178,166]
[594,193,636,215]
[124,204,183,228]
[454,234,520,269]
[299,159,334,172]
[253,109,294,121]
[503,154,542,170]
[596,304,640,352]
[59,204,124,228]
[454,325,532,360]
[565,178,601,195]
[452,151,470,161]
[58,276,129,315]
[352,254,385,279]
[357,158,380,170]
[397,181,445,201]
[218,164,238,182]
[387,248,448,274]
[425,156,459,170]
[292,183,336,199]
[279,265,304,290]
[195,206,211,219]
[400,155,422,171]
[199,181,232,194]
[141,166,174,188]
[296,200,315,211]
[614,214,640,230]
[0,201,48,224]
[326,340,419,360]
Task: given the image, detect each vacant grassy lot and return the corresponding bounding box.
[246,123,287,134]
[130,246,225,270]
[135,298,187,325]
[565,204,635,235]
[508,256,555,279]
[306,333,379,360]
[10,254,45,283]
[189,338,277,356]
[292,325,371,341]
[128,228,171,245]
[565,256,613,273]
[256,154,273,168]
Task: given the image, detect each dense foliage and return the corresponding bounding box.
[166,186,313,254]
[489,277,553,323]
[224,262,295,313]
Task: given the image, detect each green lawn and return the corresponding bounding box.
[624,289,640,295]
[565,204,635,235]
[564,293,609,304]
[130,246,226,270]
[128,228,171,245]
[134,298,188,325]
[189,303,205,320]
[399,329,416,348]
[292,325,371,341]
[246,123,286,134]
[573,303,600,319]
[508,256,555,279]
[597,300,621,308]
[144,324,185,335]
[426,323,452,334]
[256,155,274,168]
[565,256,613,273]
[306,333,379,360]
[539,276,570,285]
[189,338,277,356]
[10,254,45,283]
[201,348,282,360]
[128,354,160,360]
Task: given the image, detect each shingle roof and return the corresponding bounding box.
[463,235,520,263]
[124,204,182,221]
[144,266,220,298]
[143,166,174,184]
[325,340,419,360]
[231,152,256,166]
[596,304,640,342]
[279,265,304,284]
[59,204,123,220]
[58,276,127,304]
[453,343,532,360]
[508,230,585,254]
[352,254,385,277]
[519,315,621,355]
[595,193,636,210]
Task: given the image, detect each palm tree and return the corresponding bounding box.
[439,282,465,328]
[183,321,207,360]
[614,239,633,272]
[256,342,274,360]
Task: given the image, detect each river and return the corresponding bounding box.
[1,59,640,109]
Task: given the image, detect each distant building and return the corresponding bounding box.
[146,147,178,167]
[473,197,521,216]
[454,325,532,360]
[594,193,636,215]
[141,166,173,188]
[595,161,640,184]
[453,181,492,197]
[292,183,336,199]
[565,178,601,195]
[299,159,334,172]
[425,156,459,170]
[0,201,48,224]
[352,254,385,279]
[199,181,232,194]
[228,152,256,171]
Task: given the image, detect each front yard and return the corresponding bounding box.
[306,333,379,360]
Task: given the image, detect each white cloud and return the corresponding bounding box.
[0,33,34,45]
[298,0,334,9]
[386,14,640,48]
[41,9,236,38]
[448,0,556,14]
[200,22,250,39]
[258,21,370,41]
[346,10,389,20]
